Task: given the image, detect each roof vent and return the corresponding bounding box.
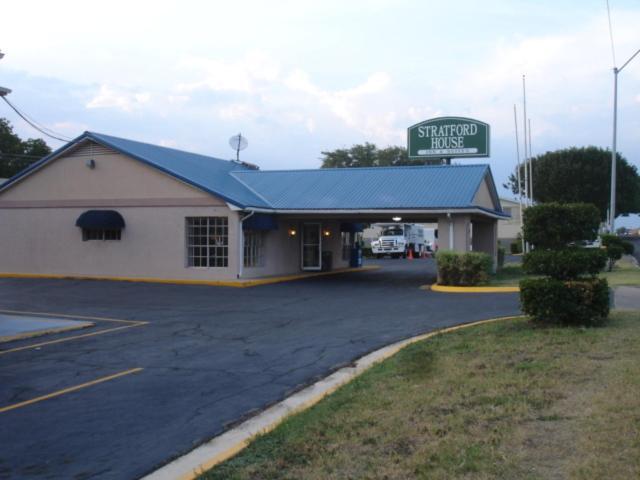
[232,160,260,170]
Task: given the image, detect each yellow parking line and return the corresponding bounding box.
[0,367,143,414]
[0,309,143,325]
[0,323,146,356]
[0,309,149,356]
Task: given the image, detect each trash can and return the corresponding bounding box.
[350,246,362,268]
[321,251,333,271]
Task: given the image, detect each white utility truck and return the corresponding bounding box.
[371,224,435,258]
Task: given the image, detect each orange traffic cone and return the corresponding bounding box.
[408,248,413,260]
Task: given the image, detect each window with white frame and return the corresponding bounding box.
[186,217,228,267]
[244,231,265,267]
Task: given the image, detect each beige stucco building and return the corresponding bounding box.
[0,132,507,282]
[497,197,523,247]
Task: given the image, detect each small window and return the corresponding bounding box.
[186,217,228,268]
[82,228,121,241]
[244,231,265,268]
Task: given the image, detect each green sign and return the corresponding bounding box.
[408,116,490,159]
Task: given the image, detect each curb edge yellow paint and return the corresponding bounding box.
[175,315,525,480]
[429,283,520,293]
[0,265,380,288]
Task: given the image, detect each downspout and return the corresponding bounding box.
[237,211,255,279]
[447,212,454,250]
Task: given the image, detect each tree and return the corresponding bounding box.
[0,118,51,178]
[320,143,441,168]
[504,146,640,221]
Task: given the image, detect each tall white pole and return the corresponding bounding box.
[608,47,640,232]
[522,75,529,207]
[528,118,533,204]
[514,105,524,253]
[609,69,618,232]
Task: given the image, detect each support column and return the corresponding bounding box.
[437,214,471,253]
[472,219,498,272]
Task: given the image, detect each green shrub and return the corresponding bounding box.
[497,246,505,269]
[510,241,522,254]
[601,234,635,270]
[522,248,607,280]
[520,277,610,326]
[523,203,600,249]
[361,247,373,258]
[436,251,492,286]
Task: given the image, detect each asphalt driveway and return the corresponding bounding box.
[0,259,520,479]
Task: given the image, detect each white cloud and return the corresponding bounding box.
[177,52,280,94]
[217,103,258,120]
[284,69,392,136]
[86,85,152,112]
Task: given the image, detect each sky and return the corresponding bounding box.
[1,0,639,224]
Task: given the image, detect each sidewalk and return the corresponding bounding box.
[0,313,93,343]
[614,286,640,310]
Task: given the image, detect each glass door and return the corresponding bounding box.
[301,223,321,270]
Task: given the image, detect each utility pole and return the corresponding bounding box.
[0,50,11,97]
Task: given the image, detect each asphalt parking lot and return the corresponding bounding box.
[0,259,520,479]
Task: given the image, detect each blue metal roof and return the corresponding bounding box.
[0,132,504,215]
[233,164,495,210]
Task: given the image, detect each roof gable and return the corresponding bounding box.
[0,132,269,208]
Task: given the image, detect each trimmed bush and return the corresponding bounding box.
[520,277,610,326]
[510,241,522,254]
[522,248,607,280]
[436,251,492,286]
[519,202,610,326]
[523,203,600,249]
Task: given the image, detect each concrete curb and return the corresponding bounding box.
[428,284,520,293]
[141,314,524,480]
[0,265,380,289]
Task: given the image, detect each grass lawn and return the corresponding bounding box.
[202,311,640,480]
[488,255,640,288]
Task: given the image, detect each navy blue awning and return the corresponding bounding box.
[75,210,125,229]
[243,213,278,231]
[340,222,365,233]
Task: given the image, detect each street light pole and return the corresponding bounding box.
[609,47,640,232]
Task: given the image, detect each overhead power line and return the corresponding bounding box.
[1,96,72,142]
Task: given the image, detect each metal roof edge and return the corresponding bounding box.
[240,206,509,219]
[231,163,490,175]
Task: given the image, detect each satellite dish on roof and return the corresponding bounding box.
[229,133,248,161]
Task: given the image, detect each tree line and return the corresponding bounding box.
[0,118,51,178]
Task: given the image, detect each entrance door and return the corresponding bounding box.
[301,223,321,270]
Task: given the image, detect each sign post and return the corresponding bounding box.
[408,117,490,163]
